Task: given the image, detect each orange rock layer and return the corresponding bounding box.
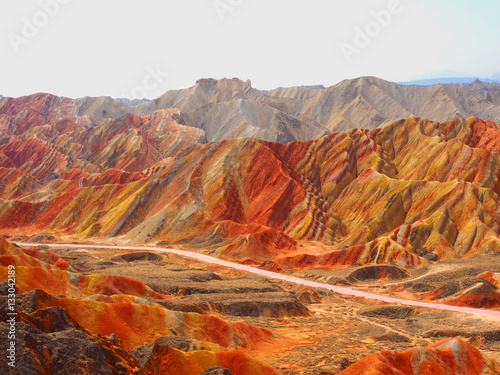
[338,338,500,375]
[140,345,280,375]
[0,240,286,354]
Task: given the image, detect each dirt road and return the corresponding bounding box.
[20,243,500,318]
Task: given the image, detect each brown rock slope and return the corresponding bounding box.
[132,76,500,140]
[2,116,500,272]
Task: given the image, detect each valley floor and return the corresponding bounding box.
[13,240,500,374]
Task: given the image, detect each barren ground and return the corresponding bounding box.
[33,242,500,375]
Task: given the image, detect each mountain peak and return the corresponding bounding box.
[196,78,218,86]
[195,77,251,87]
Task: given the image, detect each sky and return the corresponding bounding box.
[0,0,499,98]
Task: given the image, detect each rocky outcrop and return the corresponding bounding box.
[346,265,410,283]
[0,291,281,375]
[0,241,287,374]
[198,367,234,375]
[132,343,280,375]
[0,241,286,350]
[338,338,500,375]
[0,93,129,126]
[423,277,500,308]
[157,292,310,317]
[357,305,415,319]
[0,318,142,374]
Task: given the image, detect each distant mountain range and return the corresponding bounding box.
[3,76,500,145]
[400,77,500,85]
[463,79,500,92]
[114,97,151,106]
[125,76,500,142]
[400,70,500,86]
[488,72,500,81]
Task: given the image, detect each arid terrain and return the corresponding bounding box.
[3,238,500,374]
[2,78,500,374]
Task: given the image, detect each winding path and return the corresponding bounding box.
[20,243,500,318]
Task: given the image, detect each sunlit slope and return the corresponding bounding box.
[2,117,500,271]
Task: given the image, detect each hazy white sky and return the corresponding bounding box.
[1,0,499,98]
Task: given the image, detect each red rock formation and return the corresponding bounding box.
[0,168,42,200]
[2,295,282,374]
[0,240,287,354]
[3,116,500,273]
[337,338,500,374]
[0,138,68,181]
[423,277,500,308]
[0,92,128,127]
[81,109,205,172]
[139,345,281,375]
[0,95,205,179]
